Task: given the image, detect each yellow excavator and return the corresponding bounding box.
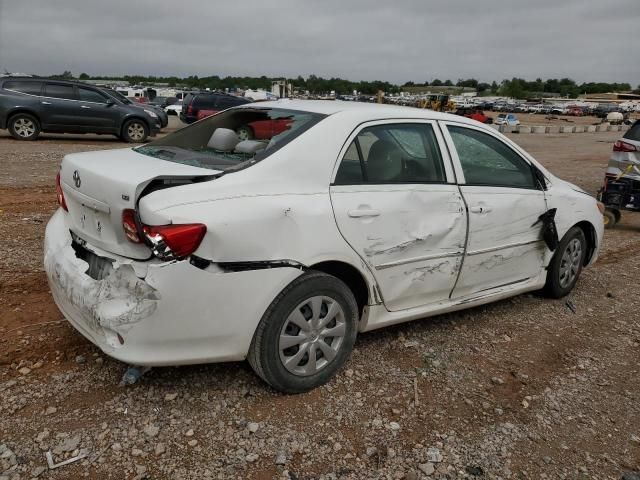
[418,94,455,112]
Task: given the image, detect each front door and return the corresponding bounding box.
[441,122,548,298]
[76,86,119,132]
[330,120,467,311]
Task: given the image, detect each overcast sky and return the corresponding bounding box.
[0,0,638,85]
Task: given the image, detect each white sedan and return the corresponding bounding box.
[45,100,604,393]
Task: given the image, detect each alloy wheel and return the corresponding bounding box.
[127,123,145,141]
[14,118,36,138]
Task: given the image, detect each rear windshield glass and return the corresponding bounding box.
[624,121,640,142]
[135,107,326,171]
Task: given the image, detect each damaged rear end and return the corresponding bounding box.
[44,138,306,365]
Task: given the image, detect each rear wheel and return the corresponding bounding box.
[544,226,587,298]
[8,113,40,141]
[248,271,358,393]
[121,119,149,143]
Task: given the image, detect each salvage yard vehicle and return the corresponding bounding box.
[180,92,250,124]
[494,113,520,126]
[0,78,161,142]
[44,100,604,393]
[598,119,640,228]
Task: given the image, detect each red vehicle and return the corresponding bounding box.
[456,108,491,124]
[237,117,293,140]
[567,107,584,116]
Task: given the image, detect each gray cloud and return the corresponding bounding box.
[0,0,638,85]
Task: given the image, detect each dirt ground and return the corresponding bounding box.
[1,128,639,480]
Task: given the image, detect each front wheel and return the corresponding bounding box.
[544,226,587,298]
[248,271,358,393]
[121,119,149,143]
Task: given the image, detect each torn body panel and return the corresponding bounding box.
[44,209,303,366]
[452,186,549,298]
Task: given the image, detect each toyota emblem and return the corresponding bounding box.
[73,170,81,188]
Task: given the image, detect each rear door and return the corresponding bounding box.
[40,83,80,129]
[441,122,548,298]
[330,120,467,311]
[75,86,120,132]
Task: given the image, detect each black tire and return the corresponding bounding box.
[248,271,358,393]
[603,210,617,229]
[544,226,587,298]
[121,119,149,143]
[236,126,254,141]
[8,113,40,141]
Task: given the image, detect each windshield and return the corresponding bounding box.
[135,107,326,171]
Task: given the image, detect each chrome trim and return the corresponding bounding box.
[375,251,463,270]
[466,239,543,257]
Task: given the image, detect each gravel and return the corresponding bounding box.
[1,131,640,478]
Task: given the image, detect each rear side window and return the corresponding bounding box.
[624,121,640,142]
[448,126,536,189]
[78,87,108,103]
[135,107,325,172]
[334,123,446,185]
[217,96,246,109]
[44,83,75,100]
[195,95,218,109]
[3,81,43,95]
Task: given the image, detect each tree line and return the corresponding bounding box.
[50,71,635,98]
[404,77,634,99]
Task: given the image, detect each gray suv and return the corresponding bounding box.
[0,77,161,142]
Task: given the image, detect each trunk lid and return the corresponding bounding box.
[60,147,218,259]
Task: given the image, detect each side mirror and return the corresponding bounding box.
[105,99,115,107]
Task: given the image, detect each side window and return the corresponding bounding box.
[78,87,107,103]
[3,81,43,95]
[197,95,217,109]
[334,123,446,185]
[448,126,536,189]
[334,141,364,184]
[44,83,76,100]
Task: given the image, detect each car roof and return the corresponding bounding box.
[239,99,479,124]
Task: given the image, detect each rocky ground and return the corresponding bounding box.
[0,129,639,480]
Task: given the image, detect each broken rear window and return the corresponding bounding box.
[135,108,326,171]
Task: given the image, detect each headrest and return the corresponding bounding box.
[234,140,266,154]
[207,128,239,151]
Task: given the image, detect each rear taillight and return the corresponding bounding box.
[122,209,206,260]
[613,140,638,152]
[56,171,68,211]
[187,105,193,114]
[143,223,206,260]
[122,209,141,243]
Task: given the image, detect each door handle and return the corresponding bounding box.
[348,209,380,218]
[41,101,51,105]
[470,205,492,214]
[81,105,91,109]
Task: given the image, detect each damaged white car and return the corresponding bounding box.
[45,100,604,393]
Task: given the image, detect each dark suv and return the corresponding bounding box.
[0,77,161,142]
[180,92,251,124]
